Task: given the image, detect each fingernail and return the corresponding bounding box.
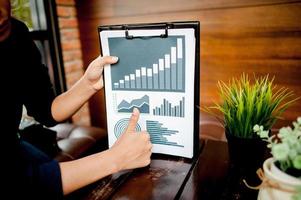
[111,56,118,62]
[133,107,139,114]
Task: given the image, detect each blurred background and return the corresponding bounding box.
[13,0,301,139]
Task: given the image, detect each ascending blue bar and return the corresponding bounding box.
[125,76,130,89]
[153,64,159,89]
[171,47,177,90]
[142,75,147,89]
[130,74,135,89]
[165,55,171,90]
[166,68,170,90]
[125,80,130,88]
[177,38,183,91]
[171,63,177,90]
[147,68,153,89]
[159,59,164,89]
[177,58,183,90]
[141,67,147,89]
[136,70,141,89]
[159,71,164,89]
[136,77,141,89]
[120,82,124,88]
[147,76,152,89]
[130,80,135,88]
[154,74,159,89]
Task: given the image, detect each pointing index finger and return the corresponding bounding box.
[125,108,140,133]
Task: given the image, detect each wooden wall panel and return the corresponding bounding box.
[76,0,300,19]
[76,0,301,129]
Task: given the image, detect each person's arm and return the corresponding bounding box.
[59,108,152,195]
[51,56,118,122]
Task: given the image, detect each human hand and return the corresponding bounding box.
[83,55,118,91]
[110,108,152,171]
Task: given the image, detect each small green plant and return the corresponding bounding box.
[254,117,301,175]
[11,0,33,29]
[292,186,301,200]
[203,74,298,138]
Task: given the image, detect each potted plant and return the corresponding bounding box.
[203,74,298,169]
[253,117,301,200]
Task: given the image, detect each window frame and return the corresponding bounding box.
[29,0,66,96]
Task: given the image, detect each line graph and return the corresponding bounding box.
[117,95,149,113]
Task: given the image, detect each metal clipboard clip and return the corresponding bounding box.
[124,24,169,40]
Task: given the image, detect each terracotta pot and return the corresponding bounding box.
[258,157,301,200]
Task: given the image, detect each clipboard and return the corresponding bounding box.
[98,21,200,159]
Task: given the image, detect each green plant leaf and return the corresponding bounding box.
[202,74,299,138]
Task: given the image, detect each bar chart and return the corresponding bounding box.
[146,120,184,147]
[153,97,185,117]
[109,36,185,92]
[114,118,141,138]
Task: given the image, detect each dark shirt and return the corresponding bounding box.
[1,19,63,199]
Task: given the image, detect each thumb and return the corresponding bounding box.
[95,55,118,66]
[125,108,140,133]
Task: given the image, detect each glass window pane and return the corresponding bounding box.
[11,0,33,30]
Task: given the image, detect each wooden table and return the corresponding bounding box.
[65,139,260,200]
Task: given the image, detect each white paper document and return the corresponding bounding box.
[100,28,196,158]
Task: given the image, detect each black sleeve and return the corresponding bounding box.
[12,141,64,199]
[24,62,58,127]
[16,20,58,127]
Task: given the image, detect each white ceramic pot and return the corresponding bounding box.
[258,157,301,200]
